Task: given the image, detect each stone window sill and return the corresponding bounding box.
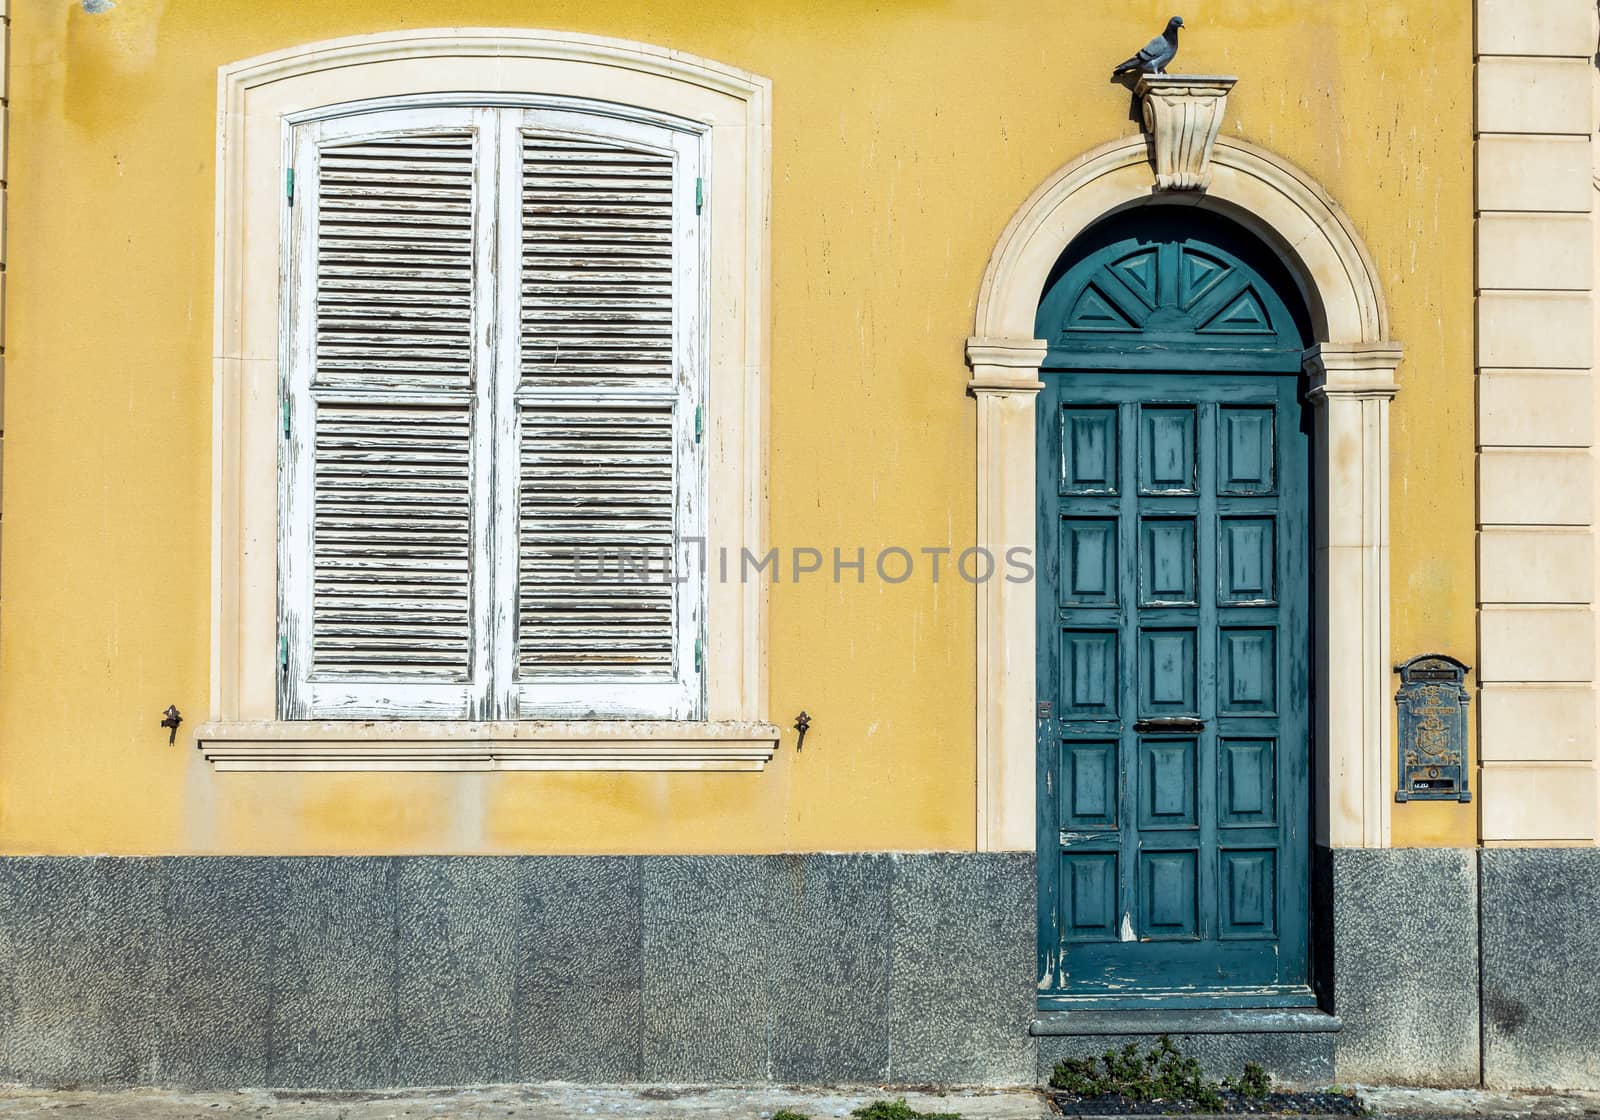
[194,720,782,772]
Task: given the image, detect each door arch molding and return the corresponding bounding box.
[966,135,1402,852]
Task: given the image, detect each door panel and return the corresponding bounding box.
[1036,373,1310,1010]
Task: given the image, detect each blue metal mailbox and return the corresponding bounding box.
[1394,654,1472,803]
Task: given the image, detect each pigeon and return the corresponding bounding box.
[1112,16,1184,76]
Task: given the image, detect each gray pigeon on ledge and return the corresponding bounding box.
[1112,16,1183,76]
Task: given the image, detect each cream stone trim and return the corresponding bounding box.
[967,338,1048,852]
[1479,526,1595,604]
[1480,682,1596,761]
[974,137,1389,345]
[209,30,772,769]
[1304,344,1401,849]
[1474,1,1598,843]
[1480,760,1599,841]
[1476,0,1597,59]
[195,720,781,772]
[970,136,1398,851]
[1476,57,1594,136]
[0,0,9,615]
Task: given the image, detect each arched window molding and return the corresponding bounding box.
[204,30,773,771]
[967,135,1401,850]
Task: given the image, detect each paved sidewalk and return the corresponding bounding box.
[0,1085,1054,1119]
[1360,1087,1600,1118]
[0,1084,1596,1118]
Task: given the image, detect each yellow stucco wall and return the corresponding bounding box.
[0,0,1475,854]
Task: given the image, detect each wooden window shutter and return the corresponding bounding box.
[507,110,705,719]
[282,107,500,719]
[281,103,705,722]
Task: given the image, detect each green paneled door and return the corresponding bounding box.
[1035,210,1313,1009]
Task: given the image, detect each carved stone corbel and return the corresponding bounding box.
[1134,74,1237,191]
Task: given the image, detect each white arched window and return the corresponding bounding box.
[203,32,773,770]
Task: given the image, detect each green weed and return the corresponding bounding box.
[1049,1034,1273,1111]
[850,1098,963,1120]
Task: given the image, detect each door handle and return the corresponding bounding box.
[1133,717,1206,733]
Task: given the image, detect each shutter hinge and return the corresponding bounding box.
[695,176,703,215]
[278,636,289,672]
[694,404,703,443]
[281,399,291,438]
[694,637,702,675]
[286,167,295,206]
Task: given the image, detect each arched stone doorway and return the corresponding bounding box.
[966,135,1402,875]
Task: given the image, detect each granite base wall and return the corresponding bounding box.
[1320,847,1480,1087]
[0,849,1596,1091]
[0,855,1035,1090]
[1480,849,1600,1090]
[1320,845,1600,1091]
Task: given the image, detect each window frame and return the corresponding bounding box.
[202,30,773,771]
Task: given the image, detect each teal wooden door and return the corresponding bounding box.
[1034,211,1313,1009]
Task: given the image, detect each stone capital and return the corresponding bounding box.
[966,336,1048,394]
[1303,342,1404,402]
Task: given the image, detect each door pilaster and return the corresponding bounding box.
[968,337,1048,852]
[1304,343,1403,848]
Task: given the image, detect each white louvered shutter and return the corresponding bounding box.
[282,108,499,719]
[507,110,705,719]
[282,104,705,722]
